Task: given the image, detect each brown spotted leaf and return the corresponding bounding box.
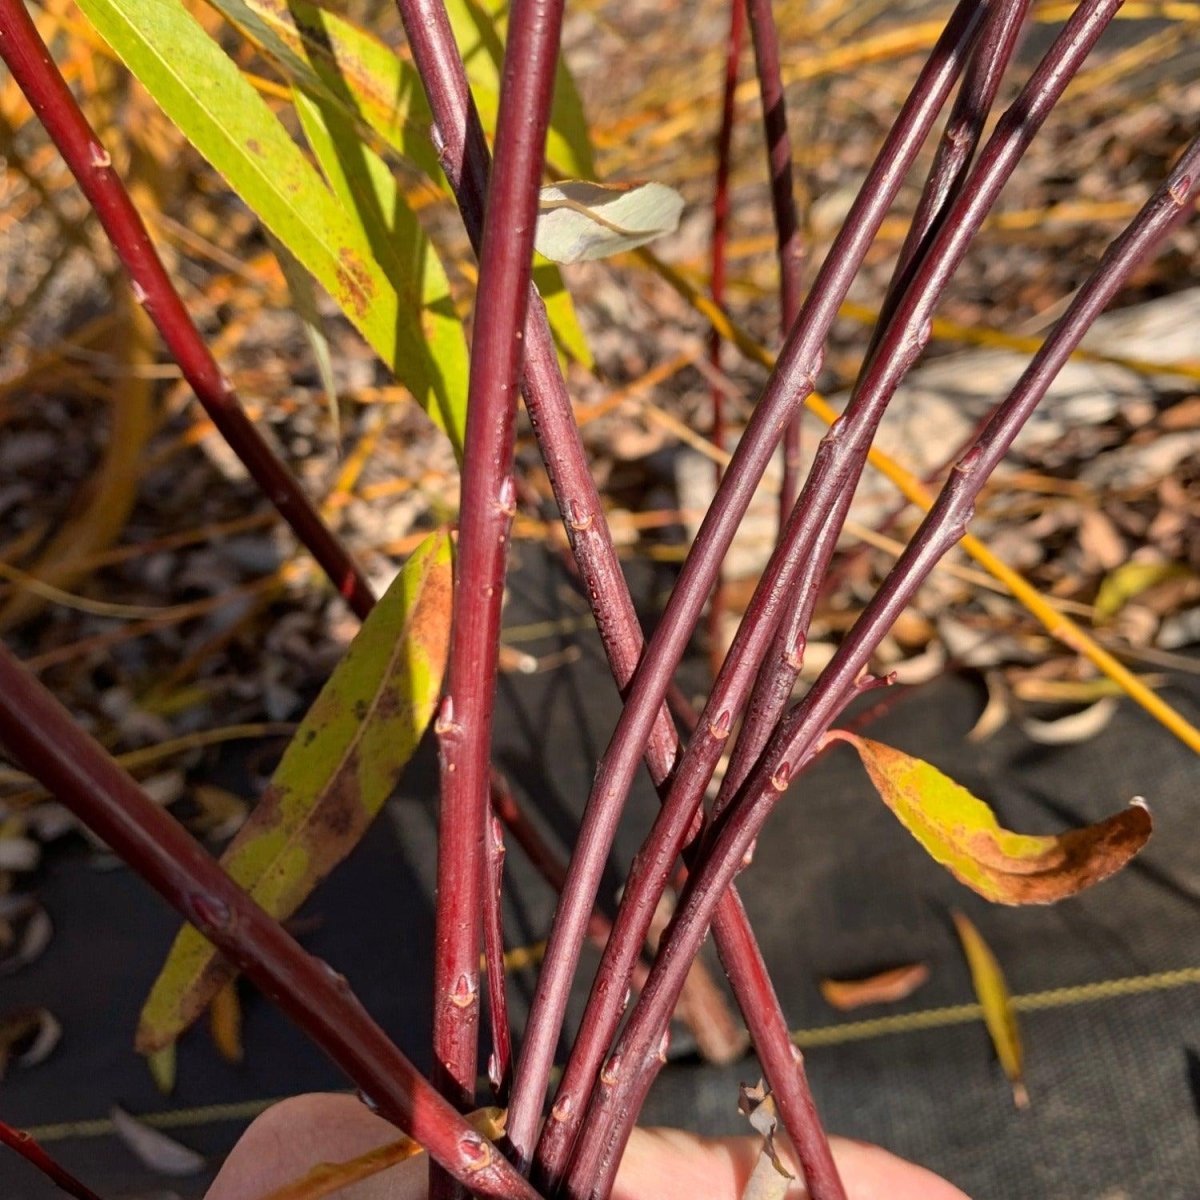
[953,911,1028,1109]
[830,733,1151,905]
[818,963,930,1011]
[137,533,452,1054]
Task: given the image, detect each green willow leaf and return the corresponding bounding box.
[137,533,453,1055]
[443,0,595,178]
[77,0,465,443]
[201,0,443,180]
[294,91,466,455]
[205,0,592,368]
[831,732,1151,905]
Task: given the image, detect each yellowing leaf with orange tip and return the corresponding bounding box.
[829,732,1151,905]
[953,911,1028,1109]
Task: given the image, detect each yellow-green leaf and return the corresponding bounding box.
[952,911,1028,1109]
[443,0,595,178]
[77,0,465,444]
[293,90,466,456]
[201,0,442,180]
[204,0,592,367]
[136,533,452,1054]
[831,732,1151,905]
[146,1044,176,1095]
[1094,560,1192,620]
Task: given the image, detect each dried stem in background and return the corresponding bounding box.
[0,0,375,618]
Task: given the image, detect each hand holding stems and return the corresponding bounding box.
[204,1093,969,1200]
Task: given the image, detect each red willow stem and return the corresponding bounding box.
[716,0,1033,802]
[393,0,841,1180]
[0,0,374,619]
[483,808,513,1102]
[568,91,1193,1200]
[509,0,988,1153]
[743,0,805,523]
[0,645,542,1200]
[428,9,565,1200]
[0,1121,105,1200]
[877,0,1033,341]
[704,0,745,678]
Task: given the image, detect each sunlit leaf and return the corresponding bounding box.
[77,0,465,445]
[269,235,341,444]
[200,0,442,179]
[293,90,467,455]
[201,0,591,368]
[830,732,1151,904]
[818,963,929,1011]
[137,533,453,1054]
[535,180,685,264]
[1094,561,1191,620]
[952,911,1028,1109]
[110,1106,205,1175]
[443,0,595,177]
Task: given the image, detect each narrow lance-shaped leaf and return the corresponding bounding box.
[818,963,930,1011]
[293,90,466,457]
[76,0,465,446]
[137,532,452,1054]
[952,910,1028,1109]
[443,0,595,177]
[203,0,592,368]
[269,234,341,443]
[828,732,1151,905]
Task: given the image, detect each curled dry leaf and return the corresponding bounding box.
[110,1107,206,1176]
[1019,697,1119,746]
[829,732,1152,905]
[0,897,53,977]
[1094,561,1192,621]
[535,180,685,264]
[0,1007,62,1076]
[952,911,1028,1110]
[819,963,930,1011]
[736,1080,794,1200]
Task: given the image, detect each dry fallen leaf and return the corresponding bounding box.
[952,911,1028,1109]
[819,963,930,1011]
[110,1107,206,1176]
[736,1080,794,1200]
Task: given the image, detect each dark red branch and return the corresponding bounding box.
[483,807,513,1102]
[0,0,374,618]
[0,1121,105,1200]
[0,644,541,1200]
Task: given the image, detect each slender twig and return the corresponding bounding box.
[565,116,1198,1200]
[704,0,745,679]
[744,0,805,523]
[0,1121,105,1200]
[483,808,513,1102]
[718,0,1032,801]
[0,644,542,1200]
[876,0,1032,341]
[510,3,988,1157]
[429,12,565,1200]
[390,0,835,1179]
[0,0,374,618]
